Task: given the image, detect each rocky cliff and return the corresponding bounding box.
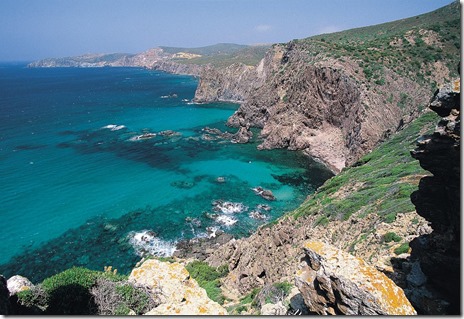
[407,78,460,314]
[296,241,416,315]
[195,2,459,173]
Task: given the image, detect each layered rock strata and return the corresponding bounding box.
[408,78,460,314]
[295,241,416,315]
[224,43,430,173]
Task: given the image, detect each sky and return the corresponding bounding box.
[0,0,456,61]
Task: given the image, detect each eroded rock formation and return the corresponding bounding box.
[408,78,460,314]
[295,241,416,315]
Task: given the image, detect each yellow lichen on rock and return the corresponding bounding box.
[129,259,227,315]
[296,241,416,315]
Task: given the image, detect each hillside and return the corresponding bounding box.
[200,1,460,173]
[28,43,270,69]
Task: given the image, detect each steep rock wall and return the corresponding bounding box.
[216,42,430,173]
[408,79,460,314]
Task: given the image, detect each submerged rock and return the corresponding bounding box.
[252,187,276,201]
[129,259,227,315]
[295,241,416,315]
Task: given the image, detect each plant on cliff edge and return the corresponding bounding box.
[185,261,229,305]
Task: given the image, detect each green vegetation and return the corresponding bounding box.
[301,1,459,87]
[162,43,271,67]
[383,232,402,243]
[15,267,154,315]
[394,242,411,255]
[293,111,439,224]
[185,261,229,305]
[228,281,293,315]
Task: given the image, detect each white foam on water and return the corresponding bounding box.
[216,215,237,226]
[101,124,126,131]
[128,230,177,257]
[212,201,248,214]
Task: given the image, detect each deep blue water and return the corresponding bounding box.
[0,64,333,282]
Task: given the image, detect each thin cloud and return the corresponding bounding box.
[255,24,273,32]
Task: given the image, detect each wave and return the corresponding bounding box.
[127,230,177,257]
[212,200,248,214]
[215,215,238,226]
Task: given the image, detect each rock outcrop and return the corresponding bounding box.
[6,275,33,296]
[128,259,227,315]
[295,241,416,315]
[408,78,460,314]
[224,43,430,173]
[0,275,9,315]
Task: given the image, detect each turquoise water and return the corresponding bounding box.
[0,64,333,282]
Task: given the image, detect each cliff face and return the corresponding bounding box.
[408,79,460,314]
[194,62,266,103]
[209,42,431,173]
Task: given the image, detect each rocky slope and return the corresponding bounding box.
[203,110,438,296]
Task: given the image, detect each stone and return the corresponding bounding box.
[129,259,227,315]
[7,275,34,296]
[295,241,416,315]
[252,187,276,201]
[260,301,287,315]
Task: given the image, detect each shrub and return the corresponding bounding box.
[16,285,48,314]
[185,261,229,305]
[91,278,159,315]
[254,282,293,307]
[383,232,402,243]
[240,287,261,306]
[41,267,99,315]
[394,242,410,255]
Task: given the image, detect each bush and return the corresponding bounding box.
[16,285,48,314]
[41,267,99,315]
[254,282,293,307]
[91,278,159,315]
[383,232,402,243]
[185,261,229,305]
[37,267,127,315]
[394,242,410,255]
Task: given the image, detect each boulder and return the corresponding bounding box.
[260,301,287,315]
[7,275,33,296]
[295,241,416,315]
[129,259,227,315]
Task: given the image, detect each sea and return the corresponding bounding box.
[0,63,333,282]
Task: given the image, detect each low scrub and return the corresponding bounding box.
[15,266,158,315]
[185,261,229,305]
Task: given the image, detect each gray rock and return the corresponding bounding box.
[260,301,287,315]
